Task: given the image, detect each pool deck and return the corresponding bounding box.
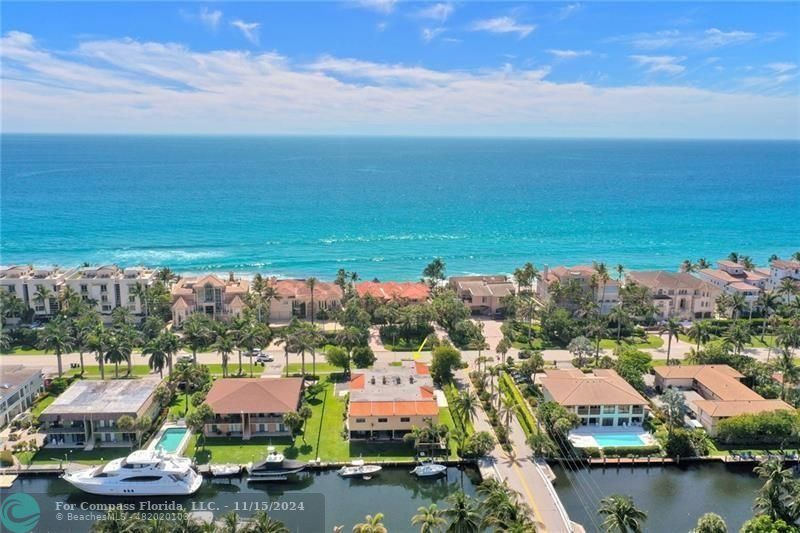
[147,422,191,456]
[568,428,656,449]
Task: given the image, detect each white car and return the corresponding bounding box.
[256,354,274,363]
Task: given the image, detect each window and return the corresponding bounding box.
[377,418,388,423]
[100,284,108,293]
[7,286,15,294]
[80,284,88,293]
[355,418,366,423]
[400,417,410,422]
[128,295,136,303]
[101,295,108,303]
[122,476,163,482]
[102,304,112,312]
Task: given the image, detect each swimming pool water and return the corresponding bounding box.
[155,427,188,454]
[593,433,647,448]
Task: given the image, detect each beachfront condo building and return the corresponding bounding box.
[356,281,430,304]
[538,368,648,427]
[347,361,439,440]
[0,365,43,427]
[40,378,162,448]
[65,265,156,322]
[654,365,793,436]
[625,271,720,320]
[449,275,515,317]
[0,265,75,320]
[171,274,249,326]
[203,378,303,439]
[268,278,343,321]
[767,258,800,296]
[536,265,620,315]
[698,260,768,309]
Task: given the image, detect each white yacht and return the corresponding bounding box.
[410,462,447,478]
[63,450,203,496]
[338,459,382,478]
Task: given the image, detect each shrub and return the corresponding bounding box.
[717,410,799,444]
[577,447,602,458]
[352,346,376,368]
[602,445,662,458]
[430,344,463,383]
[0,450,14,467]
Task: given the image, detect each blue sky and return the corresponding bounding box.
[2,1,799,138]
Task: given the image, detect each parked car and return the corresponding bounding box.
[245,349,262,358]
[256,354,274,363]
[177,355,194,364]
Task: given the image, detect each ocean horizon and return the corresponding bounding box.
[1,135,798,281]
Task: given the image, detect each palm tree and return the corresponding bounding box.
[608,305,629,344]
[352,513,388,533]
[130,282,149,318]
[691,512,728,533]
[661,388,686,439]
[779,277,798,303]
[757,291,781,337]
[513,262,539,343]
[495,337,510,367]
[659,318,683,365]
[182,313,211,365]
[499,396,517,433]
[159,330,181,376]
[87,324,107,379]
[155,267,179,284]
[722,321,750,356]
[104,333,130,378]
[33,284,54,316]
[213,329,236,377]
[730,292,748,320]
[72,311,99,375]
[477,478,532,531]
[230,314,252,375]
[681,259,696,273]
[143,336,168,377]
[411,503,446,533]
[243,511,289,533]
[775,348,800,400]
[594,261,611,311]
[597,494,647,532]
[687,320,712,351]
[220,512,240,533]
[754,457,796,522]
[37,317,75,376]
[306,277,317,324]
[454,390,478,429]
[443,491,481,533]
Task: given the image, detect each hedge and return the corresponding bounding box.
[600,445,662,457]
[499,372,538,438]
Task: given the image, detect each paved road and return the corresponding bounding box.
[456,370,577,532]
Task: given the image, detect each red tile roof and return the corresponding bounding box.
[350,400,439,417]
[205,378,303,414]
[356,282,430,301]
[415,362,430,375]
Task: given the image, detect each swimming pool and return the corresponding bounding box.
[154,427,189,454]
[592,433,648,448]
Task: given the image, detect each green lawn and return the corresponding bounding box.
[168,391,198,419]
[187,378,455,464]
[0,347,47,355]
[599,335,664,350]
[66,364,157,379]
[283,362,344,375]
[31,395,55,417]
[18,447,131,466]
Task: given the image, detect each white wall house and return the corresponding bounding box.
[0,265,74,320]
[698,260,768,310]
[767,259,800,295]
[65,265,156,322]
[0,366,44,427]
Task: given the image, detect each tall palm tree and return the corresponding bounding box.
[143,336,168,377]
[72,310,100,375]
[729,292,748,320]
[775,348,800,400]
[687,320,712,351]
[220,512,240,533]
[681,259,697,273]
[477,478,532,531]
[33,284,54,316]
[754,457,796,522]
[87,324,107,379]
[352,513,388,533]
[182,313,211,365]
[593,261,611,312]
[411,504,446,533]
[659,318,683,365]
[243,511,289,533]
[213,329,236,377]
[159,330,181,376]
[104,332,131,378]
[454,390,478,429]
[37,317,75,377]
[779,277,798,303]
[230,314,252,375]
[443,491,481,533]
[58,286,82,315]
[499,396,517,433]
[130,282,149,318]
[608,305,629,344]
[306,277,317,325]
[757,291,782,338]
[597,494,647,533]
[155,267,179,285]
[722,321,750,356]
[513,262,539,343]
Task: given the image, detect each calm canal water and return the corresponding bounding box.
[553,462,765,532]
[5,467,480,532]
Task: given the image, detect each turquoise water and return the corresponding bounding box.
[592,433,647,448]
[155,427,188,454]
[1,135,798,279]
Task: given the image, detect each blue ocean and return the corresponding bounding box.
[1,135,798,280]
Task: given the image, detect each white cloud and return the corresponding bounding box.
[1,31,797,139]
[621,28,757,50]
[417,3,454,22]
[547,49,591,60]
[766,62,797,74]
[557,3,583,21]
[198,8,223,30]
[421,27,446,43]
[630,55,686,75]
[376,22,388,32]
[471,17,536,38]
[356,0,396,14]
[230,20,260,45]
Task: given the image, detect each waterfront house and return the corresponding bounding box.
[654,365,793,436]
[268,278,343,321]
[767,258,800,297]
[66,265,156,323]
[347,362,439,440]
[0,365,43,427]
[538,368,648,427]
[40,378,162,448]
[356,281,430,304]
[536,265,620,315]
[171,273,248,326]
[448,276,514,316]
[0,265,75,320]
[203,378,303,439]
[625,271,719,320]
[698,260,768,311]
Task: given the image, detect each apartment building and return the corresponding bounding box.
[626,271,720,320]
[767,259,800,297]
[0,265,74,319]
[0,366,44,427]
[171,274,249,326]
[65,265,156,321]
[268,278,343,321]
[698,260,768,308]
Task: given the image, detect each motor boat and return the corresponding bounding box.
[338,459,382,478]
[62,449,202,496]
[410,462,447,478]
[209,464,241,477]
[246,446,306,481]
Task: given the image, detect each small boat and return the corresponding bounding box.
[210,464,241,477]
[410,462,447,478]
[338,459,382,478]
[246,446,306,481]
